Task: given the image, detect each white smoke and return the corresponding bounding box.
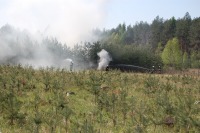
[97,49,112,70]
[0,24,104,70]
[0,24,67,68]
[0,1,114,69]
[61,58,73,70]
[64,58,73,63]
[0,0,111,46]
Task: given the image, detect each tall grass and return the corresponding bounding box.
[0,65,200,132]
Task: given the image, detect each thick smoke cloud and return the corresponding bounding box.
[0,0,110,46]
[0,24,70,68]
[0,0,113,69]
[97,49,112,70]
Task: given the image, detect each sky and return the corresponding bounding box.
[105,0,200,28]
[0,0,200,46]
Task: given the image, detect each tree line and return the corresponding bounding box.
[0,12,199,69]
[93,12,200,69]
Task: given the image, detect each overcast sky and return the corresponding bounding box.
[0,0,199,45]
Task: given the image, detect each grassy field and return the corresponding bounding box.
[0,65,200,133]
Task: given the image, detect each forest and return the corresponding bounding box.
[0,12,200,70]
[93,12,200,69]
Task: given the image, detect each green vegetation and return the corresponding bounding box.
[161,38,182,68]
[94,12,200,69]
[0,65,200,132]
[1,12,200,70]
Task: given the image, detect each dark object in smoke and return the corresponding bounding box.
[106,64,156,73]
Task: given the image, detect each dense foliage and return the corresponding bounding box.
[94,12,200,69]
[96,12,200,51]
[0,65,200,132]
[0,12,200,69]
[161,38,182,68]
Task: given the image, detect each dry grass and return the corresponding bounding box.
[0,66,200,132]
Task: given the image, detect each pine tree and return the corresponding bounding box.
[175,12,191,52]
[189,17,200,51]
[150,16,164,49]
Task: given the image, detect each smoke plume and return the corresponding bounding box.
[0,24,70,69]
[97,49,112,70]
[0,1,113,69]
[61,58,73,68]
[0,0,110,46]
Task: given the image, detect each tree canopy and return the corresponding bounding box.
[161,38,182,68]
[0,12,200,69]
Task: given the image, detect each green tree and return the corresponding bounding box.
[133,21,151,45]
[155,42,164,56]
[175,12,191,52]
[88,41,102,66]
[191,51,200,68]
[162,17,176,45]
[161,38,182,68]
[150,16,164,49]
[189,17,200,51]
[123,25,134,44]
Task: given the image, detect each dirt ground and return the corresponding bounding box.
[164,68,200,76]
